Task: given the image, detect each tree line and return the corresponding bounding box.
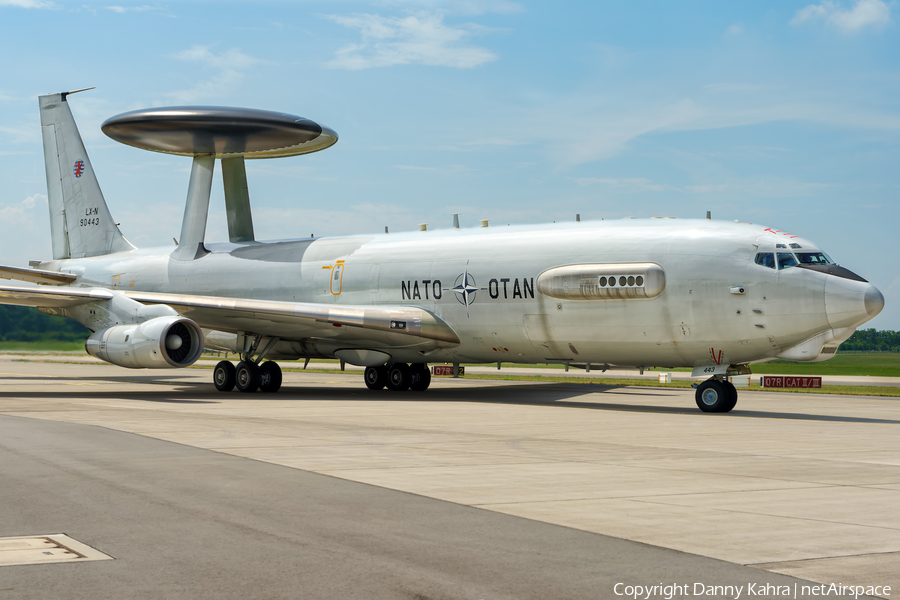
[0,305,89,342]
[838,328,900,352]
[0,305,898,352]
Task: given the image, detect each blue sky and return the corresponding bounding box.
[1,0,898,329]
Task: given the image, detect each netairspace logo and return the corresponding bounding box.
[613,581,892,599]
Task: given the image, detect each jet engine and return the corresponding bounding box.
[85,316,204,368]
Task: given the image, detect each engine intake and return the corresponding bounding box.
[85,316,204,368]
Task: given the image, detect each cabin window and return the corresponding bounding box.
[755,252,776,269]
[796,252,833,265]
[777,253,798,270]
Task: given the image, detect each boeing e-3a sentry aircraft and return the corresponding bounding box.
[0,90,885,412]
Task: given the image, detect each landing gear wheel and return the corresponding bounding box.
[386,363,411,391]
[235,360,261,393]
[695,379,732,413]
[722,380,738,412]
[409,363,431,391]
[259,361,282,393]
[364,365,388,390]
[213,361,236,392]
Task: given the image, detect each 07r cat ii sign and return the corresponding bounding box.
[760,376,822,389]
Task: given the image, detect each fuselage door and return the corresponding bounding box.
[330,262,344,295]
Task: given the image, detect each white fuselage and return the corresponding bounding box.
[41,218,880,369]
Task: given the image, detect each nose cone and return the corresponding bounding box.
[865,285,885,318]
[826,277,884,329]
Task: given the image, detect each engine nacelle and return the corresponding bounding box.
[86,316,204,369]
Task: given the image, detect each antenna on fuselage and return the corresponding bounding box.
[101,106,338,260]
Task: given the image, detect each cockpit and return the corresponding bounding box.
[755,250,833,270]
[754,243,867,282]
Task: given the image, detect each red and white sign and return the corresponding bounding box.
[760,376,822,389]
[432,365,464,377]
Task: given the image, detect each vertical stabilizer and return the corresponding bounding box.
[39,91,134,259]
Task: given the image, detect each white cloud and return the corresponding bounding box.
[726,24,743,35]
[392,163,476,174]
[442,0,523,15]
[792,0,891,31]
[574,177,670,192]
[325,11,497,69]
[376,0,523,16]
[0,194,45,225]
[170,45,260,70]
[164,45,262,104]
[0,0,54,7]
[572,177,834,197]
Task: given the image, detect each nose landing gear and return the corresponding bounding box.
[695,377,738,413]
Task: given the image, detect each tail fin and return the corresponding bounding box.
[39,91,134,259]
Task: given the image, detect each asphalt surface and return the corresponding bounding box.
[0,414,834,600]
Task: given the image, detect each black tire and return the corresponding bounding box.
[259,361,282,393]
[213,361,236,392]
[695,379,730,413]
[722,380,738,412]
[364,365,388,390]
[386,363,411,392]
[235,360,261,393]
[409,364,431,391]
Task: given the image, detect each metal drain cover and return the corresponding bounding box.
[0,535,113,567]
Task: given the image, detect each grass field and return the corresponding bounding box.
[3,342,899,378]
[481,354,900,378]
[0,341,86,352]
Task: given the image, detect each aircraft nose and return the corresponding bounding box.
[865,284,885,318]
[825,277,883,329]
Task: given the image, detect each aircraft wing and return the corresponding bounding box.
[0,283,114,308]
[0,265,77,285]
[0,283,460,348]
[123,290,460,346]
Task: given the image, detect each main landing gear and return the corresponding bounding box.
[364,363,431,392]
[213,335,282,393]
[695,377,737,413]
[214,360,282,393]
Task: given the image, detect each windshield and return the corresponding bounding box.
[777,252,798,270]
[796,252,833,265]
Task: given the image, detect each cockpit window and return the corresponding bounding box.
[796,252,833,265]
[755,252,776,269]
[777,252,798,270]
